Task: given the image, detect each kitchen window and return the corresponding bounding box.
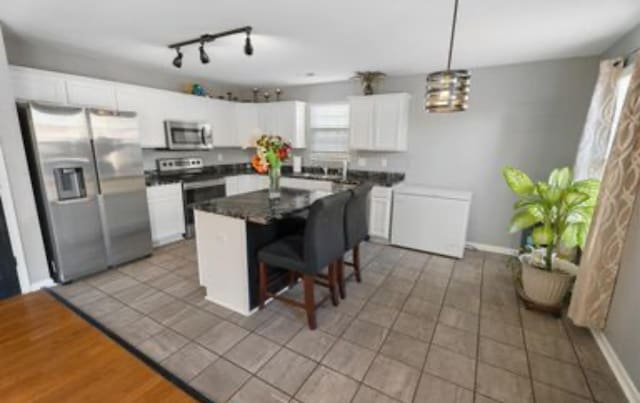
[309,103,350,160]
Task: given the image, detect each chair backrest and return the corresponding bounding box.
[345,182,374,249]
[303,190,351,272]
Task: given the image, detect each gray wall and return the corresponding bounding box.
[0,26,50,285]
[282,57,598,249]
[602,22,640,390]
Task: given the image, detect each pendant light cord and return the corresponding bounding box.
[446,0,460,71]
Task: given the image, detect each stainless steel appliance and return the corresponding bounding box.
[157,157,225,237]
[19,103,152,282]
[165,120,213,150]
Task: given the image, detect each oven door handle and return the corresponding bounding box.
[183,178,226,190]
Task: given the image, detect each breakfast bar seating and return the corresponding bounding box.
[257,191,351,329]
[194,187,346,316]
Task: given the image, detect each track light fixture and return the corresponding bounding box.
[199,41,210,64]
[168,26,253,68]
[244,32,253,56]
[172,48,183,68]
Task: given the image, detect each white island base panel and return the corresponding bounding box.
[195,210,254,316]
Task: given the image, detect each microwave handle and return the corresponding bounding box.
[201,127,207,144]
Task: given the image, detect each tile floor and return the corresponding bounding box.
[52,240,627,403]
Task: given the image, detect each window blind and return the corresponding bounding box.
[309,103,350,159]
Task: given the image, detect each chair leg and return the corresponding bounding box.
[259,262,268,309]
[328,263,339,306]
[337,258,346,299]
[288,271,298,287]
[353,243,362,283]
[303,275,317,330]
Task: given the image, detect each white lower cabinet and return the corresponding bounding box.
[146,183,185,246]
[280,177,333,192]
[369,186,393,240]
[225,175,269,196]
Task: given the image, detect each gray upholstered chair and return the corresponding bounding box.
[257,191,351,329]
[338,182,373,298]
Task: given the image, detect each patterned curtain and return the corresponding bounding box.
[569,61,640,329]
[573,59,623,180]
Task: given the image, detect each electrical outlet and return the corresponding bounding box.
[217,153,224,162]
[381,158,388,168]
[357,157,366,167]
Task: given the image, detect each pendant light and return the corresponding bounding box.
[425,0,470,112]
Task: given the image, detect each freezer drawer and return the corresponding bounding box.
[49,197,108,281]
[392,191,471,258]
[99,189,152,266]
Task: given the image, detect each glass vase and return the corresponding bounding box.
[268,166,281,199]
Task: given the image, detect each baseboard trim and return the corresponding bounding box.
[591,328,640,403]
[466,242,518,256]
[152,233,185,247]
[27,278,55,293]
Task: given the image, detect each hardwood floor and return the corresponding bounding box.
[0,291,195,403]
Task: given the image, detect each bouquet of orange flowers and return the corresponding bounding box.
[250,135,292,174]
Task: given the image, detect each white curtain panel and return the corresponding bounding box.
[573,59,623,181]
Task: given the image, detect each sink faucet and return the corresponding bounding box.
[341,160,349,181]
[322,164,329,177]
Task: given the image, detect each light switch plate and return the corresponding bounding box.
[217,153,224,162]
[381,158,388,168]
[357,158,366,167]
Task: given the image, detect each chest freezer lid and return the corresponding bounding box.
[394,183,472,201]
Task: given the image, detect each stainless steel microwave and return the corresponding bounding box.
[164,120,213,150]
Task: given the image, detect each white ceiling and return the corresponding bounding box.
[1,0,639,86]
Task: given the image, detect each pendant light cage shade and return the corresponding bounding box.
[425,69,470,112]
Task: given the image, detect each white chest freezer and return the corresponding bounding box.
[391,184,472,258]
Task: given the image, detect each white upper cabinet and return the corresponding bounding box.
[116,84,172,148]
[277,101,306,148]
[10,67,67,105]
[210,99,237,147]
[256,102,306,148]
[349,93,410,151]
[235,103,260,148]
[65,77,117,110]
[9,66,306,149]
[349,97,375,149]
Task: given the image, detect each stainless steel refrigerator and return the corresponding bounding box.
[19,102,152,282]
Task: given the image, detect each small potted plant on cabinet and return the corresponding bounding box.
[503,166,599,306]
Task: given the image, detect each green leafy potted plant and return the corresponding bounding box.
[503,166,599,306]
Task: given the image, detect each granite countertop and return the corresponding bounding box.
[145,163,405,188]
[195,188,334,224]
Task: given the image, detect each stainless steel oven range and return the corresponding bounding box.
[156,157,226,238]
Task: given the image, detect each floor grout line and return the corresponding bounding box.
[472,254,486,402]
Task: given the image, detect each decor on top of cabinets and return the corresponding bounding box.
[168,26,253,68]
[354,71,386,95]
[251,135,292,199]
[425,0,470,112]
[503,166,600,308]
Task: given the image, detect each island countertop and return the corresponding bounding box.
[194,187,335,224]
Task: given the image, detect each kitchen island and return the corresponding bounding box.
[194,188,333,315]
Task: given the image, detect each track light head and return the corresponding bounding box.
[199,43,210,64]
[172,48,183,68]
[244,33,253,56]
